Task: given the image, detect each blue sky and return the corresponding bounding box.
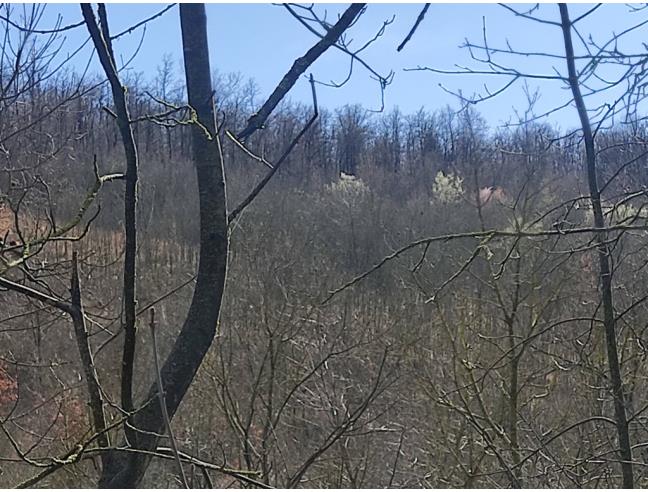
[24,3,648,131]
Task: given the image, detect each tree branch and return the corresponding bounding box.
[228,75,318,224]
[237,3,364,141]
[70,251,110,462]
[397,4,430,52]
[81,3,140,430]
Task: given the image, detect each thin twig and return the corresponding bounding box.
[149,308,189,489]
[111,4,176,40]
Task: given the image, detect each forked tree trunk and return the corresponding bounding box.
[99,4,228,487]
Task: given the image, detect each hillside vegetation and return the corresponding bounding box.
[4,3,648,487]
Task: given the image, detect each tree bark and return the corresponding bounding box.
[98,4,228,487]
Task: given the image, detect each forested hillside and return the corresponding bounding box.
[3,3,648,488]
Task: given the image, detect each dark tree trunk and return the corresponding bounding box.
[559,4,634,488]
[98,4,228,487]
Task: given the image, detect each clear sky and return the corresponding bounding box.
[21,3,648,131]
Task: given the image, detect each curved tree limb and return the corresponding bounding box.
[98,4,228,486]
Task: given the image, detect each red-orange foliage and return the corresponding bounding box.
[0,361,18,407]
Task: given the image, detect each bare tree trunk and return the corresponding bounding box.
[98,4,228,487]
[81,4,139,438]
[559,4,633,488]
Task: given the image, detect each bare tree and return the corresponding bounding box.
[0,2,381,487]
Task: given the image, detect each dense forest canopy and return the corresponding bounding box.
[3,2,648,488]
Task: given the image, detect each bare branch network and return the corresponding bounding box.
[4,3,648,489]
